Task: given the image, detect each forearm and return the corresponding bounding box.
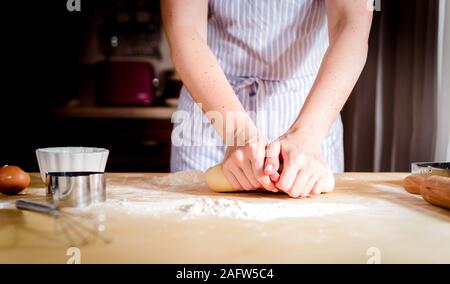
[168,29,257,144]
[289,24,369,145]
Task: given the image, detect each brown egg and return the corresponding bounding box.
[0,165,30,195]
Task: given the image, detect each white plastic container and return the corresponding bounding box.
[36,147,109,182]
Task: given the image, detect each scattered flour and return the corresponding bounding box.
[101,171,367,221]
[179,198,365,221]
[103,197,365,221]
[0,201,14,209]
[150,171,205,186]
[0,171,367,222]
[147,171,365,220]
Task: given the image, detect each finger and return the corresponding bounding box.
[299,174,319,197]
[264,140,281,175]
[255,166,278,192]
[222,168,241,190]
[269,172,280,183]
[311,178,324,195]
[276,159,299,193]
[258,176,278,192]
[232,167,254,191]
[311,165,328,195]
[251,145,278,192]
[258,177,277,192]
[242,160,261,189]
[226,149,253,190]
[259,169,279,192]
[288,171,310,198]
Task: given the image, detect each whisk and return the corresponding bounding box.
[15,199,111,247]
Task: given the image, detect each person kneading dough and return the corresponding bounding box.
[162,0,372,197]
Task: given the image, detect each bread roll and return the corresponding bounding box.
[420,176,450,210]
[403,174,426,195]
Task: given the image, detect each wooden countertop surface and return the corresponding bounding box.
[1,172,450,264]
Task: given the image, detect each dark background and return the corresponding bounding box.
[2,1,100,169]
[2,0,175,173]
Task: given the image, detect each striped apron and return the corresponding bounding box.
[170,0,344,173]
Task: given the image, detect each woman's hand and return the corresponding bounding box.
[222,134,278,193]
[264,129,331,198]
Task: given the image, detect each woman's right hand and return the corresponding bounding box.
[222,136,278,193]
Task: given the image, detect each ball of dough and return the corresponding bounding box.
[205,163,335,193]
[205,164,237,192]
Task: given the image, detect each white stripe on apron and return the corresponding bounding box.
[171,0,344,173]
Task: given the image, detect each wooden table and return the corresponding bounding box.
[1,172,450,264]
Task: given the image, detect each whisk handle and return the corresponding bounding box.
[16,199,58,215]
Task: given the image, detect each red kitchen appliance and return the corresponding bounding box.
[96,60,156,106]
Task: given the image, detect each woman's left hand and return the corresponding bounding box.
[264,129,331,198]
